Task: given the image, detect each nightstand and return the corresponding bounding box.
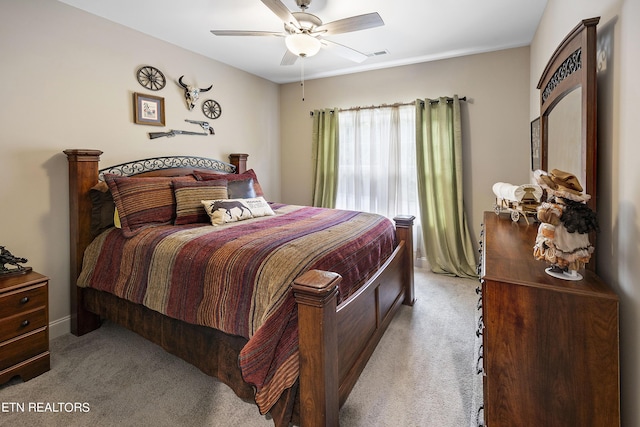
[0,271,50,384]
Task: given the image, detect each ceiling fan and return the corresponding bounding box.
[210,0,384,65]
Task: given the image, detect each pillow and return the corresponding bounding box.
[227,178,256,199]
[89,180,115,237]
[201,197,275,226]
[114,208,121,228]
[195,169,264,198]
[105,174,195,237]
[174,179,228,225]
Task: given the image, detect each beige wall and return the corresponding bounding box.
[279,47,532,245]
[531,0,639,425]
[0,0,281,337]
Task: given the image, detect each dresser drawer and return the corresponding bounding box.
[0,328,48,371]
[0,283,47,318]
[0,307,47,342]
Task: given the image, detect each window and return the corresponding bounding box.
[336,105,425,260]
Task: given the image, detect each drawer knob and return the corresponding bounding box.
[21,319,30,327]
[20,296,30,304]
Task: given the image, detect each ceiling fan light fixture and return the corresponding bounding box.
[285,33,321,57]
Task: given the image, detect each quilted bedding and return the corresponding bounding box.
[77,203,397,413]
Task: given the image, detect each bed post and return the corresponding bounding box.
[229,153,248,174]
[292,270,341,427]
[394,215,415,306]
[64,149,103,336]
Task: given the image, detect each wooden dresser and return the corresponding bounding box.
[480,212,620,426]
[0,271,50,384]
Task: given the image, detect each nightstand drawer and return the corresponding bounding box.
[0,283,47,318]
[0,328,48,371]
[0,307,47,342]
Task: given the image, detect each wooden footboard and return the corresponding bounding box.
[64,149,414,427]
[293,216,414,427]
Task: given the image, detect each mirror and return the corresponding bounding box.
[546,88,583,187]
[537,17,600,271]
[537,17,599,212]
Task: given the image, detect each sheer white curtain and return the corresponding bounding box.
[335,105,425,261]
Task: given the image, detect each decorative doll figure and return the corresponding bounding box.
[532,169,598,280]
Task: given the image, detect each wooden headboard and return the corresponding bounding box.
[63,149,248,335]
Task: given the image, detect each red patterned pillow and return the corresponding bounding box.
[174,179,228,225]
[194,169,264,198]
[105,174,195,237]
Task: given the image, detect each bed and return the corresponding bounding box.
[64,149,415,427]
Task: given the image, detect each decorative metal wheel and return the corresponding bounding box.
[136,66,166,91]
[202,99,222,119]
[494,203,500,215]
[511,210,520,222]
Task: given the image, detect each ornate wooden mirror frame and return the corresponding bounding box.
[537,17,600,213]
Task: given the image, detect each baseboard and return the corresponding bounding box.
[49,316,71,339]
[415,256,429,270]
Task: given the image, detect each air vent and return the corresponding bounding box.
[367,50,389,57]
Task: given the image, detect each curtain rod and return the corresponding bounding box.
[309,96,466,116]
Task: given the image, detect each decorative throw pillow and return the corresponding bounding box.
[194,169,265,198]
[174,179,228,225]
[105,174,195,237]
[114,208,121,229]
[89,180,115,237]
[227,178,256,199]
[201,197,275,226]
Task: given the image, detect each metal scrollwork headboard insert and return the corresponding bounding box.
[98,155,236,180]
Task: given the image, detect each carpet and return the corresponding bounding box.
[0,268,477,427]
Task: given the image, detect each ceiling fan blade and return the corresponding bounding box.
[280,50,298,66]
[314,12,384,36]
[261,0,300,28]
[321,39,369,63]
[210,30,284,37]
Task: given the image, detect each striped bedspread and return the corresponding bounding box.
[78,203,397,413]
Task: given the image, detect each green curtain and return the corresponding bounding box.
[415,96,477,278]
[311,109,339,208]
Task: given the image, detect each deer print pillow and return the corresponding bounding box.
[201,197,275,226]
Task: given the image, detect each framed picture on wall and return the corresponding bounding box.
[530,117,541,170]
[133,92,165,126]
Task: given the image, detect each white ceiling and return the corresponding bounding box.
[58,0,548,84]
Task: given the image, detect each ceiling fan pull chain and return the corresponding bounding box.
[301,58,305,101]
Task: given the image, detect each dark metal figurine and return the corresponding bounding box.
[0,246,32,276]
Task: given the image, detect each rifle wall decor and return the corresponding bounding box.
[149,119,215,139]
[149,129,208,139]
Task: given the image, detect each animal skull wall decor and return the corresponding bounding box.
[178,75,213,110]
